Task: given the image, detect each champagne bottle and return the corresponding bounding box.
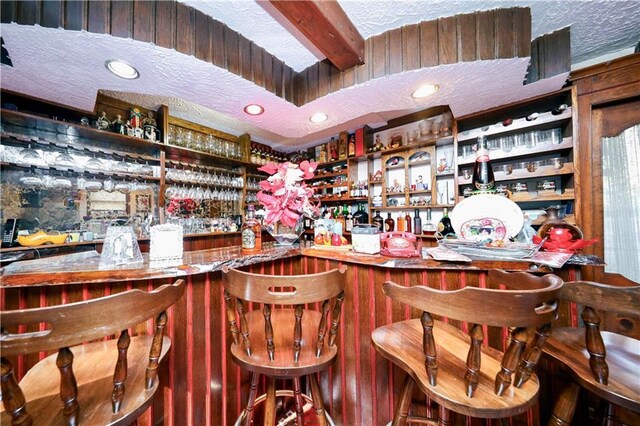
[437,207,455,237]
[472,136,495,193]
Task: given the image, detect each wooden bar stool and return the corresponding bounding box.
[518,280,640,425]
[0,279,185,426]
[221,265,347,426]
[371,270,563,425]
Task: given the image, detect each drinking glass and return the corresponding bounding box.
[103,177,115,192]
[85,156,104,171]
[499,136,513,153]
[525,131,538,149]
[19,144,43,165]
[55,150,75,168]
[550,128,563,145]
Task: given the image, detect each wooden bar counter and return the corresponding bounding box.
[0,244,590,426]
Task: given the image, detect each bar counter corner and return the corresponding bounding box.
[0,244,597,426]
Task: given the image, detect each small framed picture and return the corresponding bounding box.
[136,194,151,212]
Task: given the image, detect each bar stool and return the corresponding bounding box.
[221,265,347,426]
[371,270,563,425]
[519,280,640,425]
[0,279,185,425]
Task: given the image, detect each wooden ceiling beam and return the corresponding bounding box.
[267,0,365,71]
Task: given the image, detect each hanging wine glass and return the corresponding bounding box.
[140,161,154,176]
[85,156,104,171]
[18,144,43,165]
[54,149,75,168]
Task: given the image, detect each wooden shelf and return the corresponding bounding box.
[1,130,160,163]
[435,171,455,177]
[316,158,348,168]
[313,182,349,190]
[362,136,453,159]
[317,197,368,203]
[510,189,575,203]
[457,107,573,143]
[386,191,406,196]
[457,137,573,166]
[457,163,575,185]
[408,159,431,167]
[376,205,453,211]
[164,143,252,168]
[368,180,383,185]
[1,161,161,182]
[410,190,432,195]
[308,169,348,180]
[1,109,166,153]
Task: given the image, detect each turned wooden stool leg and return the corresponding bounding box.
[438,405,451,426]
[263,377,277,426]
[1,357,33,426]
[56,347,79,425]
[548,382,580,426]
[293,377,305,426]
[308,374,328,426]
[244,372,260,426]
[599,401,615,426]
[392,375,414,426]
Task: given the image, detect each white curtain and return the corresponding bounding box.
[602,124,640,283]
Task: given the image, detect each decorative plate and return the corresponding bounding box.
[450,194,523,241]
[459,217,507,242]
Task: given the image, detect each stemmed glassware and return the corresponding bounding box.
[19,144,43,165]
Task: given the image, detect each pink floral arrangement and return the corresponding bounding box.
[257,160,320,227]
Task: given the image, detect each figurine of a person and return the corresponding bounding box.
[416,175,424,190]
[96,111,110,130]
[142,111,157,127]
[144,125,157,141]
[373,134,383,152]
[437,158,447,173]
[130,107,142,129]
[329,137,339,161]
[319,144,327,163]
[112,114,125,134]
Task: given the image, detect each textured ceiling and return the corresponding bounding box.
[1,1,639,151]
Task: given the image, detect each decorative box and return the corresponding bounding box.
[351,225,381,254]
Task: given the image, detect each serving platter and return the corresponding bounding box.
[450,194,523,242]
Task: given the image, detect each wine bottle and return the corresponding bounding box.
[472,136,495,193]
[413,209,422,235]
[345,207,354,232]
[405,211,412,233]
[372,211,384,232]
[437,207,455,237]
[385,213,395,232]
[552,104,568,115]
[241,205,262,254]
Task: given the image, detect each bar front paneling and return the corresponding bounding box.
[0,249,583,426]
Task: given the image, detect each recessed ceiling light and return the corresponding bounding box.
[105,59,139,79]
[244,104,264,115]
[412,84,439,99]
[310,112,328,123]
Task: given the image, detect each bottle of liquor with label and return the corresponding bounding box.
[397,214,405,232]
[405,211,412,233]
[422,207,437,236]
[372,210,384,232]
[385,213,395,232]
[472,136,495,193]
[413,209,422,235]
[437,207,456,237]
[345,207,354,232]
[241,205,262,254]
[353,204,369,225]
[348,134,356,157]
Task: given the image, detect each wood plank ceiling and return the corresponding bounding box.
[0,0,569,108]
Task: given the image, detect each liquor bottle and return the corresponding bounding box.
[437,207,455,237]
[472,136,495,193]
[335,207,346,229]
[353,204,369,224]
[413,209,422,235]
[241,205,262,254]
[397,214,405,232]
[372,210,384,232]
[348,134,356,157]
[422,207,437,236]
[405,211,412,233]
[345,207,354,232]
[385,213,395,232]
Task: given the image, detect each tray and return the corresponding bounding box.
[439,239,544,259]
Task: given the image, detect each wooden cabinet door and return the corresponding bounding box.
[581,98,640,286]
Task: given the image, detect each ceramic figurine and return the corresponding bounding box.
[416,175,425,190]
[373,135,383,152]
[80,116,90,126]
[144,125,158,141]
[96,111,110,130]
[142,111,157,128]
[112,114,125,134]
[130,107,142,129]
[437,158,447,173]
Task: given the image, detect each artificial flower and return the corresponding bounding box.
[257,161,320,227]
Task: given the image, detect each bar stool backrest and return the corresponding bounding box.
[221,266,347,362]
[0,279,185,425]
[1,280,185,356]
[382,270,563,397]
